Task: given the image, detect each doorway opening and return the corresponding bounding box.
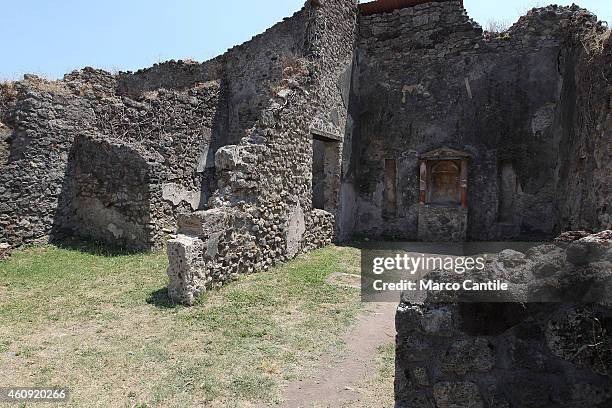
[311,133,340,212]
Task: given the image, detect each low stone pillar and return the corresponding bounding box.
[0,242,11,260]
[166,235,206,305]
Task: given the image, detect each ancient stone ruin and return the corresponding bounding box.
[396,231,612,407]
[1,0,611,405]
[2,0,609,302]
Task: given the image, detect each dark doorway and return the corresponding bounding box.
[312,138,326,210]
[311,134,340,212]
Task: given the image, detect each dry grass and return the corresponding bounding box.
[0,82,17,100]
[22,76,72,96]
[336,343,395,408]
[0,243,372,407]
[484,19,510,34]
[581,29,611,59]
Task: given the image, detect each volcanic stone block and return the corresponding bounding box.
[166,235,206,306]
[177,208,232,239]
[433,381,483,408]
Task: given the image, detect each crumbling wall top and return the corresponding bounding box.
[359,0,461,16]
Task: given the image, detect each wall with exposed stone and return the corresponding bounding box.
[70,134,167,251]
[417,206,467,241]
[0,77,98,247]
[0,83,16,166]
[223,10,307,142]
[0,0,609,308]
[555,25,611,232]
[116,58,223,97]
[349,1,611,241]
[0,1,356,253]
[395,231,612,408]
[0,61,227,249]
[167,0,358,304]
[72,65,225,216]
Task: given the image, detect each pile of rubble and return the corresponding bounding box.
[395,231,612,408]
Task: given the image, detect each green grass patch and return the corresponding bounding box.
[0,243,362,407]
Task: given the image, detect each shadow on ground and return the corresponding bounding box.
[51,236,146,257]
[146,288,179,309]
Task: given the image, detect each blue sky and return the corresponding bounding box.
[1,0,610,80]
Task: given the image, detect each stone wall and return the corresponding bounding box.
[349,1,610,240]
[223,10,307,143]
[0,61,226,249]
[1,0,609,303]
[0,82,17,166]
[0,77,97,246]
[0,127,8,165]
[555,24,611,232]
[0,1,356,252]
[71,134,166,251]
[395,231,612,407]
[87,72,224,222]
[167,0,358,304]
[116,58,223,97]
[417,206,467,242]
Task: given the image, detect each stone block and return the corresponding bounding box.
[441,338,495,375]
[166,235,206,305]
[285,204,305,258]
[214,144,256,172]
[498,249,527,267]
[433,381,483,408]
[178,208,232,238]
[422,306,455,336]
[0,242,11,260]
[566,231,611,265]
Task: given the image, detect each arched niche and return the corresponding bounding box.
[419,147,470,208]
[429,160,461,205]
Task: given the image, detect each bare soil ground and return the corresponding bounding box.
[276,301,396,408]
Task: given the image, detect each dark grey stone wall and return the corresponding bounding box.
[349,1,610,241]
[71,134,166,250]
[116,58,223,97]
[167,0,358,304]
[418,206,467,241]
[0,1,354,251]
[0,63,225,248]
[395,231,612,408]
[82,70,224,218]
[0,77,98,246]
[223,10,307,142]
[0,0,609,296]
[555,25,611,232]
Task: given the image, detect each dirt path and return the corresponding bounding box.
[276,301,397,408]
